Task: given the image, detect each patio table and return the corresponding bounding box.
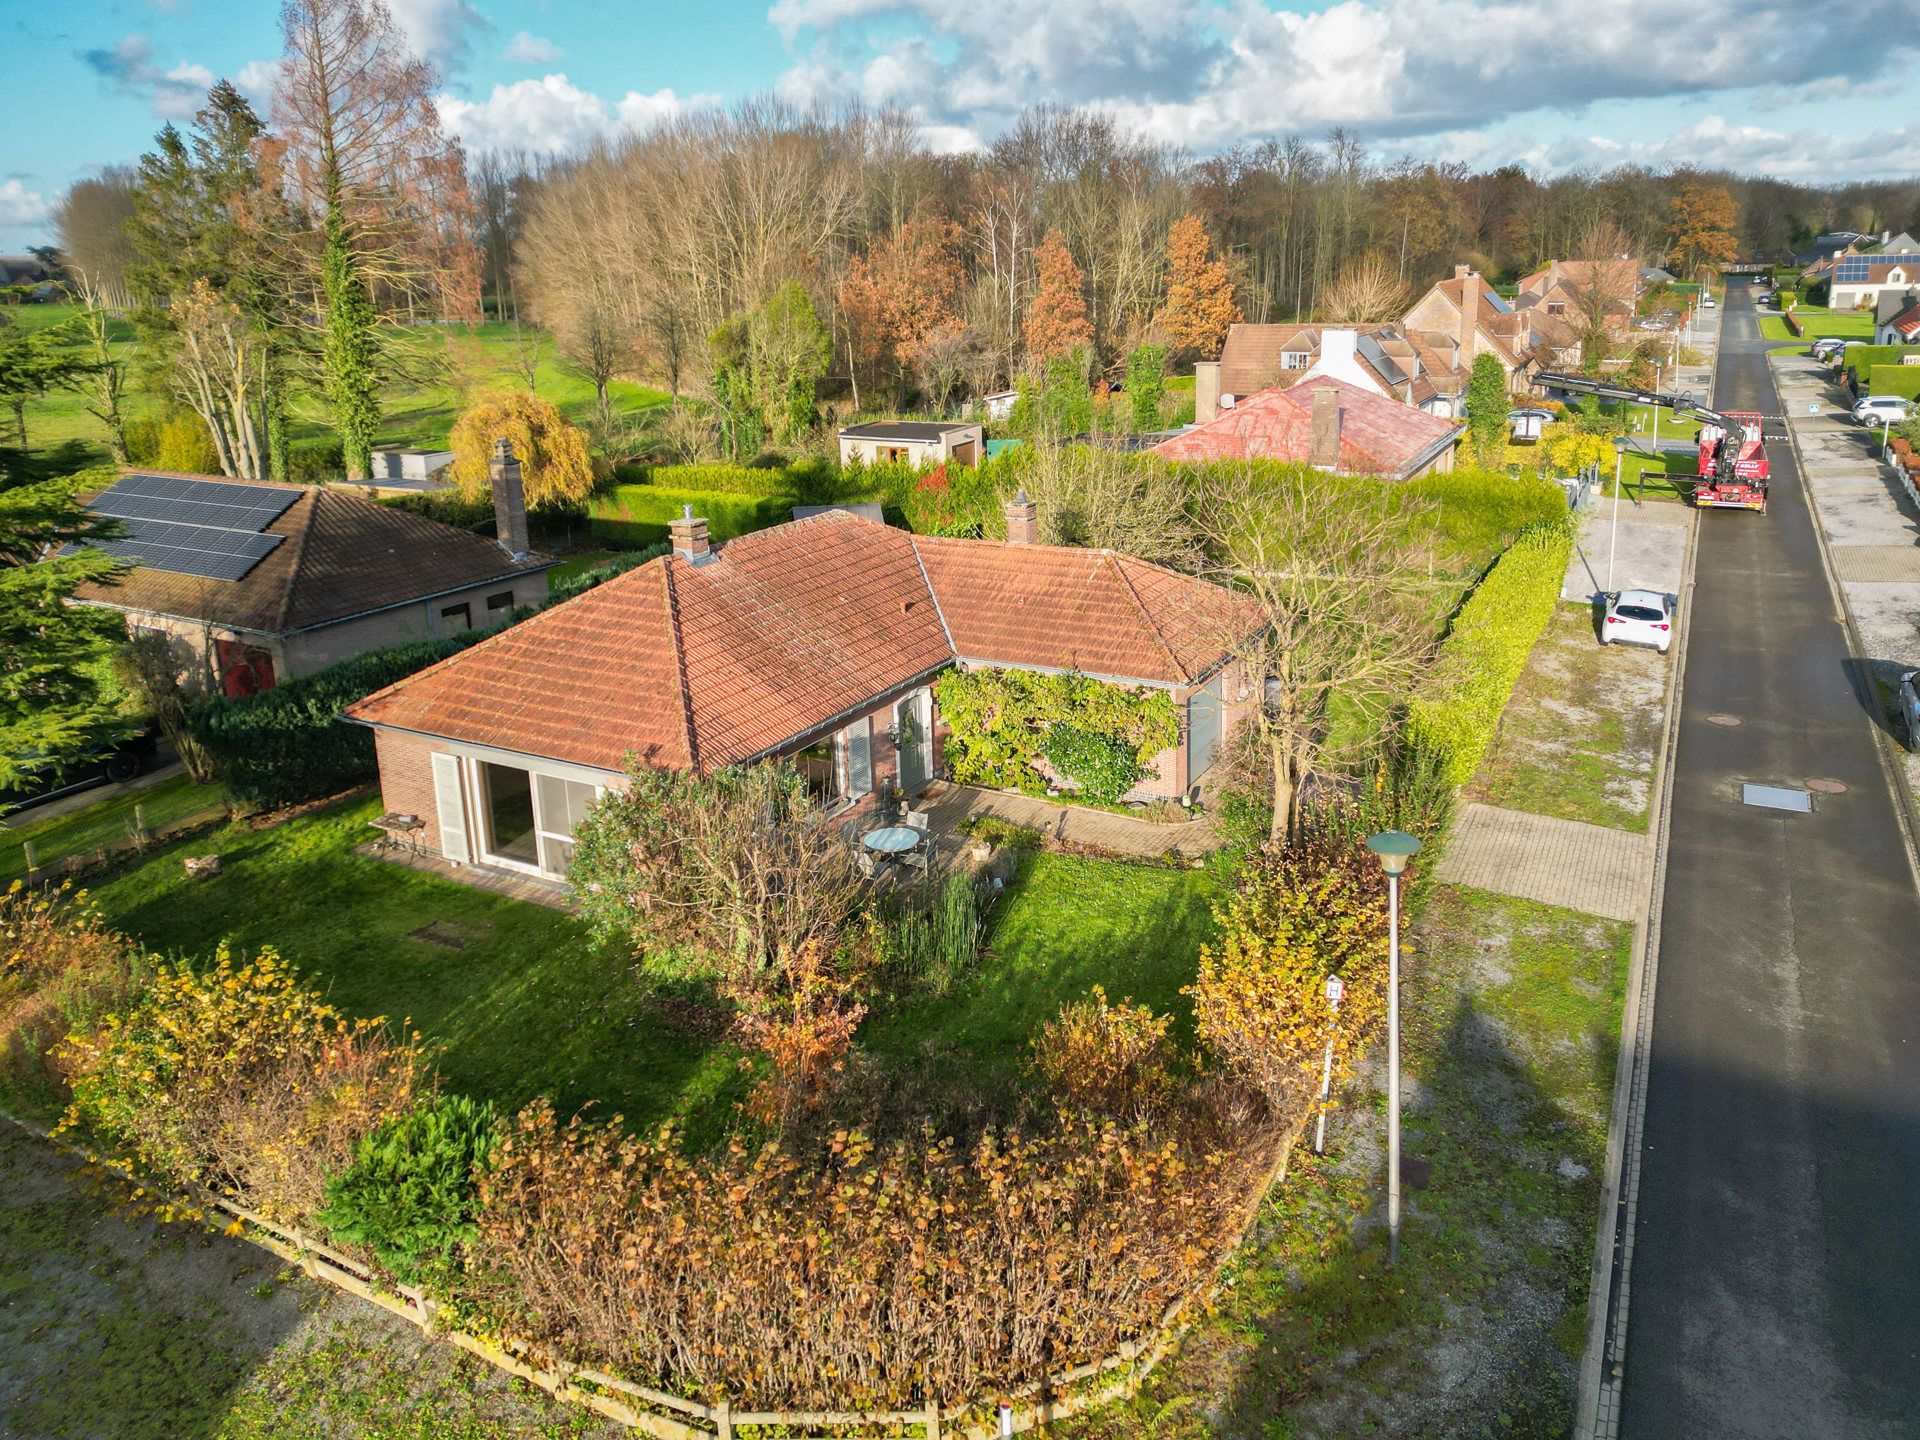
[861,825,922,855]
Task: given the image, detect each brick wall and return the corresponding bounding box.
[282,572,551,676]
[374,729,442,830]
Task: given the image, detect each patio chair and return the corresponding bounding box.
[855,848,882,879]
[903,811,930,832]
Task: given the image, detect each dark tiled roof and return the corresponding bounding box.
[839,421,977,441]
[348,511,1261,772]
[70,471,546,635]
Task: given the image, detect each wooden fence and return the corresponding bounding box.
[2,1107,1307,1439]
[16,803,229,884]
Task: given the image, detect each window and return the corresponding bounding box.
[1547,300,1566,315]
[881,445,910,463]
[1280,350,1309,370]
[533,772,601,875]
[486,590,514,614]
[440,602,473,631]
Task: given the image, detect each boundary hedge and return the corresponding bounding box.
[589,484,794,545]
[1407,519,1575,787]
[1868,364,1920,401]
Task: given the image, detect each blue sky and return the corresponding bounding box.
[5,0,1918,253]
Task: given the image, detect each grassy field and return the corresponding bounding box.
[1466,605,1669,831]
[6,302,671,470]
[1759,306,1875,347]
[1,773,228,882]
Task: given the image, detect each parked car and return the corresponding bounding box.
[1701,294,1716,309]
[1854,396,1912,426]
[1899,670,1920,751]
[0,725,159,819]
[1602,590,1675,654]
[1811,338,1845,362]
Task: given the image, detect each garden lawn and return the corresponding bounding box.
[82,795,746,1131]
[1078,883,1632,1440]
[1,773,228,883]
[862,851,1224,1113]
[1465,604,1668,831]
[1605,449,1695,503]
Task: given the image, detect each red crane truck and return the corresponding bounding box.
[1531,371,1769,513]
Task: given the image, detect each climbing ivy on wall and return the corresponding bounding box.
[933,668,1180,798]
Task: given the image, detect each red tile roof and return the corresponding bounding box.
[348,510,1261,773]
[1149,376,1462,476]
[1892,302,1920,340]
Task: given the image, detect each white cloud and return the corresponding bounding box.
[232,58,281,109]
[79,34,215,118]
[0,179,51,229]
[437,75,722,155]
[388,0,488,72]
[504,30,564,65]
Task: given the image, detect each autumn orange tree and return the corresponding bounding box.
[1024,229,1093,368]
[448,390,595,507]
[838,217,966,407]
[1667,183,1740,281]
[1161,213,1240,357]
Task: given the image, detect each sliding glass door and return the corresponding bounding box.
[475,759,602,879]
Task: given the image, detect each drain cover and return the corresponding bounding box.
[1743,783,1813,813]
[1706,714,1742,727]
[1806,778,1849,794]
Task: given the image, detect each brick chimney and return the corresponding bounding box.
[668,503,713,564]
[1194,360,1221,425]
[489,438,531,560]
[1456,267,1480,369]
[1308,386,1342,471]
[1004,487,1038,545]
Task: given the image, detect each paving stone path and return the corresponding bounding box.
[1436,802,1654,922]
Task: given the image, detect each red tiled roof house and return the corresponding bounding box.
[1151,375,1463,478]
[346,500,1265,884]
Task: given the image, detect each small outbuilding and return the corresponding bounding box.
[838,421,984,467]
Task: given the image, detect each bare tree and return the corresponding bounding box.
[556,289,636,423]
[53,169,139,312]
[1195,466,1439,845]
[504,321,545,394]
[170,280,270,478]
[1017,444,1199,565]
[1320,252,1410,324]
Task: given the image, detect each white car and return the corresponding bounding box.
[1855,396,1911,426]
[1701,294,1716,308]
[1602,590,1675,654]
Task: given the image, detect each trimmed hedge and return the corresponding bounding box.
[1868,365,1920,401]
[588,483,795,545]
[189,634,489,808]
[1407,519,1575,787]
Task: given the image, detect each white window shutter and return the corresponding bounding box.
[431,752,470,863]
[842,718,873,798]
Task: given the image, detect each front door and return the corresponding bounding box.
[895,690,932,795]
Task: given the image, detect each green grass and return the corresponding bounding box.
[1466,605,1667,831]
[863,852,1223,1111]
[1604,449,1695,503]
[1760,306,1875,347]
[1,773,228,882]
[84,795,745,1130]
[545,551,621,585]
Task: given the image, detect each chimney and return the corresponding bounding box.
[1308,386,1342,471]
[669,503,713,564]
[1319,328,1359,379]
[489,438,531,560]
[1194,360,1221,425]
[1004,487,1038,545]
[1456,268,1480,370]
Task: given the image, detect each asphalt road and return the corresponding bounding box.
[1618,283,1920,1436]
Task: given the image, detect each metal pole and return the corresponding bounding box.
[1313,977,1342,1155]
[1387,870,1402,1266]
[1608,446,1623,594]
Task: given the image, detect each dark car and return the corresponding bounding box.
[0,726,160,819]
[1899,670,1920,752]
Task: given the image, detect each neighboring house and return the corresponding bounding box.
[0,256,58,299]
[838,421,984,466]
[1874,231,1920,254]
[345,502,1265,885]
[1214,324,1450,413]
[370,447,455,484]
[1517,258,1641,313]
[1641,265,1677,286]
[1402,266,1557,399]
[1154,374,1463,479]
[977,391,1019,422]
[1875,290,1920,345]
[67,462,553,698]
[1829,254,1920,311]
[1791,232,1871,268]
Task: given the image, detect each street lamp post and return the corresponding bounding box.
[1609,438,1628,593]
[1366,830,1421,1266]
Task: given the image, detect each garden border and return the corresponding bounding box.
[0,1105,1309,1439]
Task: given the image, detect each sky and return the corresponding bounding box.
[4,0,1919,253]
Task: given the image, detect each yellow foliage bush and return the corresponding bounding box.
[1543,429,1615,475]
[447,389,597,508]
[1032,985,1174,1119]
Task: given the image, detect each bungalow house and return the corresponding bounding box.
[1153,374,1463,479]
[1830,254,1920,311]
[838,421,984,467]
[66,455,553,698]
[1211,324,1454,415]
[344,501,1264,885]
[1876,290,1920,346]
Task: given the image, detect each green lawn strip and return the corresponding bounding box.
[1081,884,1630,1439]
[1601,450,1693,504]
[1464,604,1666,832]
[85,795,746,1131]
[1,774,228,881]
[861,852,1223,1114]
[545,550,622,584]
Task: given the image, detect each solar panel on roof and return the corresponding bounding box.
[77,473,298,582]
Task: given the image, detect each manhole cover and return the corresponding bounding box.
[1706,714,1742,727]
[1742,783,1813,813]
[1806,778,1849,794]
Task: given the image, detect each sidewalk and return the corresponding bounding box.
[1562,498,1692,605]
[1770,353,1920,798]
[1436,802,1652,922]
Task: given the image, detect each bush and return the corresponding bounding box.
[189,633,488,808]
[467,1102,1269,1410]
[588,483,793,545]
[859,872,984,992]
[1407,519,1574,787]
[284,435,345,486]
[544,543,671,605]
[1186,815,1390,1114]
[934,669,1179,798]
[1868,364,1920,402]
[448,390,596,508]
[0,882,146,1119]
[1042,723,1147,802]
[61,948,421,1223]
[124,414,220,474]
[378,488,495,531]
[730,941,868,1132]
[1033,987,1174,1119]
[317,1094,498,1289]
